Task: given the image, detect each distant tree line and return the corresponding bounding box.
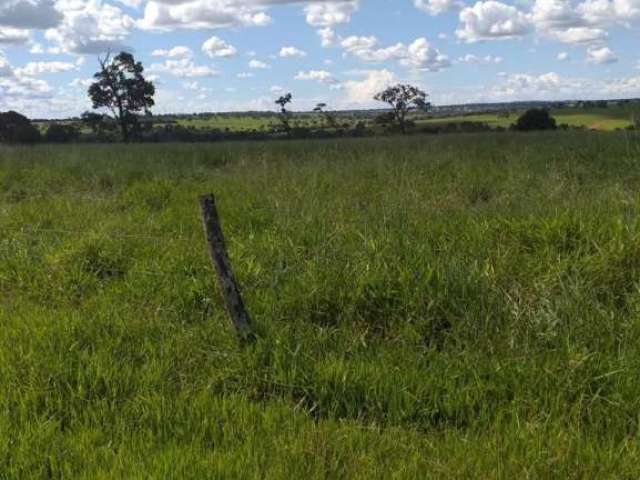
[2,51,640,145]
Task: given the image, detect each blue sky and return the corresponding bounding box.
[1,0,639,118]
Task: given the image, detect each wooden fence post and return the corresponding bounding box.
[199,194,254,342]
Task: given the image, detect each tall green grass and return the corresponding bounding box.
[2,131,640,477]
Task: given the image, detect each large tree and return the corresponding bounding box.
[374,84,429,134]
[88,52,155,142]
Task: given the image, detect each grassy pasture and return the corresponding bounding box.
[2,131,640,477]
[422,104,636,131]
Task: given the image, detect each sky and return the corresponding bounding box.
[0,0,639,118]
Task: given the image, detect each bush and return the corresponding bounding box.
[0,110,41,144]
[512,108,557,131]
[45,123,80,143]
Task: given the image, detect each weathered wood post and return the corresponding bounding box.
[199,194,255,342]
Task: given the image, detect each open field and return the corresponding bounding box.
[3,131,640,477]
[421,105,636,131]
[173,105,637,133]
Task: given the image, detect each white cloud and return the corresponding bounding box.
[295,69,336,83]
[547,26,607,43]
[249,59,269,69]
[138,1,272,30]
[0,0,62,29]
[151,45,193,58]
[149,57,218,77]
[458,53,503,64]
[343,68,397,104]
[305,1,358,26]
[317,27,337,47]
[456,1,532,42]
[0,27,30,44]
[15,60,76,76]
[279,46,307,58]
[490,71,586,99]
[0,51,13,77]
[414,0,463,15]
[69,77,93,88]
[557,51,569,60]
[237,72,255,78]
[202,36,237,58]
[586,45,618,64]
[44,0,135,54]
[341,35,450,72]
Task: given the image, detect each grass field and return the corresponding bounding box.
[422,105,636,131]
[3,131,640,477]
[172,105,636,133]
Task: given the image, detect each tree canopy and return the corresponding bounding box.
[513,109,557,131]
[374,84,430,134]
[88,52,155,142]
[0,111,41,144]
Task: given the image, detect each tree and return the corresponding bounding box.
[512,108,557,131]
[0,111,41,144]
[313,102,338,130]
[88,52,155,142]
[275,93,292,136]
[373,84,430,134]
[45,123,80,143]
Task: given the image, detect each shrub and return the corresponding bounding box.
[0,110,41,144]
[512,108,557,131]
[45,123,80,143]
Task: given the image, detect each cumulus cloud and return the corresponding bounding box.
[138,0,271,30]
[44,0,135,54]
[0,0,62,30]
[457,1,532,42]
[457,53,503,64]
[414,0,464,16]
[0,27,30,45]
[202,36,237,58]
[343,68,397,104]
[149,57,218,77]
[15,60,76,76]
[249,59,269,69]
[586,45,618,64]
[294,69,336,83]
[341,35,450,72]
[152,45,193,58]
[490,71,586,99]
[317,27,337,47]
[305,1,358,26]
[280,46,307,58]
[0,53,54,112]
[137,0,358,31]
[549,26,607,43]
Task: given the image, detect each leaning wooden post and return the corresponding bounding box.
[199,194,255,342]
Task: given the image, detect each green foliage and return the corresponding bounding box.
[88,52,155,142]
[45,123,80,143]
[275,93,293,136]
[0,110,41,144]
[374,84,430,134]
[2,132,640,476]
[513,108,557,131]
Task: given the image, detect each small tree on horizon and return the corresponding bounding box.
[313,102,338,130]
[88,51,155,142]
[275,93,293,136]
[374,84,430,134]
